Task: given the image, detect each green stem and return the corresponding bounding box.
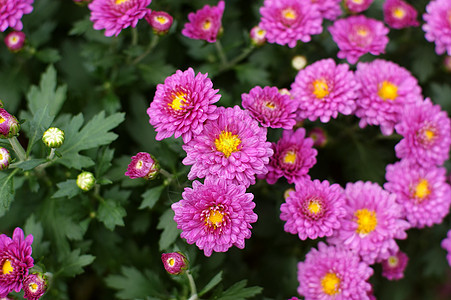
[218,44,255,74]
[214,40,228,66]
[132,34,159,65]
[186,270,198,300]
[9,137,26,161]
[47,148,56,160]
[131,27,138,46]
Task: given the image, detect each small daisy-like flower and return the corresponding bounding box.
[291,58,359,123]
[181,1,225,43]
[384,160,451,228]
[441,230,451,266]
[241,86,297,129]
[355,59,423,135]
[42,127,65,148]
[0,108,20,139]
[23,272,48,300]
[394,98,451,167]
[423,0,451,55]
[297,242,374,300]
[0,147,11,171]
[250,25,267,46]
[311,0,342,21]
[4,31,26,52]
[76,171,96,192]
[88,0,151,37]
[0,228,34,296]
[308,127,328,148]
[147,68,220,143]
[161,252,188,275]
[263,128,317,185]
[344,0,374,14]
[328,181,410,264]
[280,179,346,240]
[125,152,159,180]
[172,178,258,257]
[145,11,173,35]
[258,0,323,48]
[0,0,33,32]
[383,0,419,30]
[381,250,408,280]
[329,15,389,64]
[182,106,273,188]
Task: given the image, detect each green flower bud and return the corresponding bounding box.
[76,171,95,191]
[42,127,65,148]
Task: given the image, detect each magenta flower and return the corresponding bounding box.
[23,273,48,300]
[344,0,374,13]
[441,230,451,266]
[280,179,346,240]
[182,106,273,188]
[394,98,451,167]
[381,250,408,280]
[161,252,188,275]
[263,128,317,185]
[125,152,159,180]
[145,11,173,35]
[172,178,258,257]
[383,0,419,30]
[258,0,323,48]
[147,68,220,143]
[423,0,451,55]
[384,160,451,229]
[0,228,34,295]
[0,147,11,170]
[329,15,389,64]
[0,108,20,138]
[354,59,423,135]
[0,0,33,32]
[328,181,409,264]
[308,127,328,148]
[297,242,374,299]
[313,0,342,21]
[241,86,297,129]
[4,31,26,52]
[291,58,359,123]
[88,0,151,37]
[249,25,267,46]
[181,1,225,43]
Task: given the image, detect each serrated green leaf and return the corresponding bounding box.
[10,158,46,171]
[97,199,127,231]
[235,63,270,87]
[0,171,15,217]
[69,18,93,36]
[95,147,115,178]
[199,271,223,297]
[57,249,95,277]
[139,185,165,210]
[218,280,263,300]
[52,179,80,199]
[24,214,50,258]
[157,208,181,251]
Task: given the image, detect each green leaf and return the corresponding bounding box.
[24,214,50,258]
[0,171,15,217]
[199,271,223,297]
[157,208,181,251]
[52,179,81,199]
[235,63,270,87]
[35,48,61,63]
[95,147,115,179]
[217,280,263,300]
[97,199,127,231]
[57,249,95,277]
[139,185,165,210]
[429,83,451,113]
[10,158,46,171]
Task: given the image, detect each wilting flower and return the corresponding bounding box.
[0,147,11,170]
[4,31,26,52]
[249,25,266,46]
[161,252,188,275]
[0,0,33,32]
[147,68,220,143]
[329,15,389,64]
[76,171,95,191]
[145,11,173,35]
[125,152,159,180]
[308,127,327,148]
[280,179,346,240]
[297,242,374,299]
[423,0,451,55]
[291,58,359,123]
[0,108,20,139]
[172,178,258,257]
[381,250,409,280]
[258,0,323,48]
[394,98,451,167]
[354,59,423,135]
[383,0,419,29]
[328,181,409,264]
[23,272,48,300]
[181,1,225,43]
[344,0,374,14]
[441,230,451,266]
[88,0,151,37]
[384,160,451,228]
[182,106,273,188]
[0,228,34,296]
[42,127,65,148]
[241,86,297,129]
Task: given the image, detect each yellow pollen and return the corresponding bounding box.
[0,153,3,160]
[208,210,224,226]
[2,260,13,275]
[115,0,130,4]
[283,150,297,164]
[312,79,330,99]
[155,16,168,25]
[169,92,187,110]
[321,272,340,295]
[388,256,399,268]
[168,258,175,267]
[354,209,377,235]
[214,131,241,158]
[10,36,18,43]
[351,0,364,4]
[425,129,435,141]
[136,160,143,170]
[30,283,38,292]
[378,81,398,101]
[282,8,296,20]
[203,19,212,30]
[414,179,431,199]
[393,7,406,19]
[356,27,369,37]
[308,200,321,214]
[257,29,266,37]
[0,116,5,124]
[264,101,276,109]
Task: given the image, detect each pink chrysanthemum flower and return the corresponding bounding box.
[161,252,188,275]
[0,228,34,296]
[147,68,220,143]
[241,86,297,129]
[328,181,409,264]
[23,273,48,300]
[0,147,11,170]
[172,178,258,257]
[88,0,151,37]
[250,25,267,46]
[329,15,389,64]
[280,179,346,240]
[263,128,317,184]
[354,59,423,135]
[308,127,328,148]
[258,0,323,48]
[423,0,451,55]
[384,160,451,228]
[145,11,173,35]
[4,31,26,52]
[344,0,374,14]
[0,108,20,139]
[383,0,419,30]
[291,58,359,123]
[181,1,225,43]
[182,106,273,188]
[441,230,451,266]
[125,152,159,180]
[381,250,408,280]
[0,0,33,32]
[309,0,342,21]
[297,242,374,299]
[394,98,451,167]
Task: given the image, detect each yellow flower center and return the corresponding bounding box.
[312,79,330,99]
[169,91,187,110]
[264,101,276,109]
[0,116,5,124]
[203,19,212,30]
[115,0,130,4]
[356,27,369,37]
[29,282,39,293]
[283,150,297,164]
[0,153,3,160]
[135,160,143,170]
[393,7,406,19]
[2,260,13,275]
[256,29,266,37]
[321,272,340,295]
[351,0,364,4]
[414,179,431,200]
[214,131,241,157]
[156,16,169,25]
[388,256,399,268]
[354,209,377,235]
[168,258,175,267]
[307,199,322,214]
[10,36,18,43]
[378,81,398,101]
[282,8,296,20]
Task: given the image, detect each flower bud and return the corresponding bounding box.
[284,187,294,199]
[291,55,307,71]
[42,127,65,148]
[146,11,173,35]
[76,171,96,191]
[308,127,327,148]
[4,31,26,52]
[125,152,159,180]
[23,272,49,300]
[161,252,188,275]
[0,108,20,139]
[250,26,266,46]
[0,147,11,170]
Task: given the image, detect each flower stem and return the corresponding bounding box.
[47,148,56,160]
[186,270,198,300]
[131,27,138,46]
[132,34,160,65]
[214,40,228,66]
[9,137,26,161]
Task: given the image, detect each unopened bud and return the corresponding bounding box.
[23,272,49,300]
[42,127,65,148]
[76,171,95,191]
[161,252,188,275]
[4,31,26,52]
[146,11,173,35]
[0,108,20,138]
[0,147,11,170]
[292,55,307,70]
[125,152,159,180]
[250,26,266,46]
